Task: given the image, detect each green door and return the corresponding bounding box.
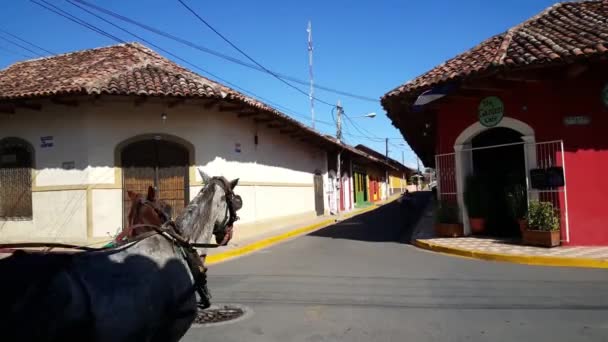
[355,172,365,205]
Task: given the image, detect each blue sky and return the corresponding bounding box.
[0,0,558,168]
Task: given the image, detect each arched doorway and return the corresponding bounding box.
[119,136,191,225]
[471,127,525,237]
[453,117,536,235]
[0,137,33,219]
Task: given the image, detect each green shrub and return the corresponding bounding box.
[506,183,527,220]
[527,200,559,231]
[436,200,460,224]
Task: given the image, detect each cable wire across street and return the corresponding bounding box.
[71,0,377,103]
[176,0,338,108]
[29,0,397,151]
[31,0,331,131]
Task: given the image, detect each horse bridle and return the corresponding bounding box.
[210,177,242,238]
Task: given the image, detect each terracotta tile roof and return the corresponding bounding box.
[355,144,414,172]
[0,42,394,170]
[383,0,608,99]
[0,42,227,99]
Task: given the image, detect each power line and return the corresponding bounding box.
[66,0,335,128]
[31,0,334,132]
[0,28,55,55]
[176,0,337,108]
[0,34,45,58]
[71,0,378,102]
[343,113,382,140]
[32,0,124,43]
[0,44,34,58]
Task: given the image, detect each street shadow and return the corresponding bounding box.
[308,192,432,244]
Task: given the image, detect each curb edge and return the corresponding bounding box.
[413,239,608,269]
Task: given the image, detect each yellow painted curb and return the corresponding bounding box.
[414,239,608,269]
[206,219,334,265]
[207,196,399,265]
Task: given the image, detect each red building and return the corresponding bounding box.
[382,1,608,246]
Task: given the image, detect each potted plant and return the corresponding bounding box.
[522,200,561,247]
[463,174,488,234]
[435,200,463,237]
[506,183,528,232]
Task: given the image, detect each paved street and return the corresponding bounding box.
[185,194,608,342]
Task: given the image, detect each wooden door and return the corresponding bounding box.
[313,173,324,216]
[0,138,33,219]
[121,139,189,226]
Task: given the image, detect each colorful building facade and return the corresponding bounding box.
[382,1,608,246]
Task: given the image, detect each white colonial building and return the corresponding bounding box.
[0,43,389,245]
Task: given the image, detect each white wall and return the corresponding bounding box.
[0,98,328,243]
[0,190,87,243]
[91,189,122,238]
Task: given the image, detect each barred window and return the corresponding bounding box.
[0,138,33,219]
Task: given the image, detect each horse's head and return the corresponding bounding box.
[196,169,242,246]
[126,186,173,237]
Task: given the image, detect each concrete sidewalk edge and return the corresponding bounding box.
[413,239,608,269]
[206,196,399,265]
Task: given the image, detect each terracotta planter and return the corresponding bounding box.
[435,223,464,238]
[518,219,528,233]
[522,229,561,247]
[469,217,486,234]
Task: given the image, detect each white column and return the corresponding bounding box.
[454,144,473,236]
[521,135,538,202]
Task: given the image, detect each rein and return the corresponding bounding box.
[126,223,223,249]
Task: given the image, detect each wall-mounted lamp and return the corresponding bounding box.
[161,112,168,122]
[254,133,259,146]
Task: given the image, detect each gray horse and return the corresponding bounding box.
[0,170,241,342]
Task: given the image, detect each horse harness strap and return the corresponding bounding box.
[126,224,222,249]
[126,223,215,308]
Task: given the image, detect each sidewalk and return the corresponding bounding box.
[206,193,403,264]
[411,200,608,269]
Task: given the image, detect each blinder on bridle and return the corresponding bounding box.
[213,177,242,231]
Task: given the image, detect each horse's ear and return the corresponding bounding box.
[198,168,211,184]
[127,190,138,201]
[229,178,239,190]
[147,186,156,201]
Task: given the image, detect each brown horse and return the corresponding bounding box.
[120,185,235,246]
[114,186,173,242]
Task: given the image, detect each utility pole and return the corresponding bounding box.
[385,138,389,198]
[336,101,343,216]
[307,21,315,129]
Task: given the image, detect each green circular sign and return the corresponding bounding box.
[478,96,504,127]
[602,84,608,107]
